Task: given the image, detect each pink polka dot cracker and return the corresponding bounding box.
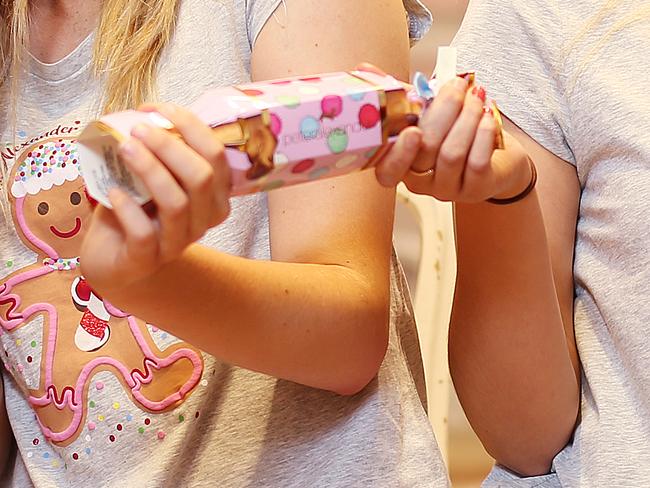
[78,59,504,208]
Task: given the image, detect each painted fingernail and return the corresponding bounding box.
[472,86,487,102]
[459,72,476,86]
[483,106,494,116]
[131,124,150,139]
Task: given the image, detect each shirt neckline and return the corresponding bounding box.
[28,32,95,82]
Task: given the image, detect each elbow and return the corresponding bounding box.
[331,363,383,396]
[495,454,556,479]
[487,415,577,478]
[331,302,390,397]
[332,357,384,396]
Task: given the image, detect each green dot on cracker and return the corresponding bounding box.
[327,129,349,154]
[276,95,300,109]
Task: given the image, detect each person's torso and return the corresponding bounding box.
[554,3,650,485]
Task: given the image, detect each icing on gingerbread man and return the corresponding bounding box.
[0,138,203,447]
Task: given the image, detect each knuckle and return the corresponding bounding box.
[375,165,399,187]
[467,155,489,172]
[128,154,157,177]
[421,135,441,153]
[439,88,465,108]
[207,144,227,169]
[210,197,230,226]
[131,226,156,248]
[466,100,485,118]
[141,128,169,152]
[169,106,194,129]
[166,194,190,217]
[190,166,215,193]
[438,145,465,165]
[479,116,497,132]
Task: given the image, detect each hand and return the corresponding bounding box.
[80,104,231,292]
[356,64,532,203]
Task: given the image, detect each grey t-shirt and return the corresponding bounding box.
[0,1,449,486]
[453,0,650,486]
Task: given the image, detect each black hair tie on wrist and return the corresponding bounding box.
[487,157,537,205]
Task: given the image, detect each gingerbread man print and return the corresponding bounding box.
[0,138,203,447]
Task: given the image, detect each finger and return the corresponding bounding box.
[433,85,486,198]
[119,135,191,258]
[155,104,231,228]
[354,63,387,76]
[142,104,226,171]
[411,76,469,173]
[107,188,159,270]
[140,104,231,232]
[460,112,498,202]
[375,127,422,187]
[129,122,217,241]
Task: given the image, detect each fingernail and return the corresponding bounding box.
[472,86,487,102]
[120,139,138,157]
[108,187,126,206]
[453,77,468,90]
[147,111,175,130]
[405,114,419,127]
[483,106,494,116]
[405,131,421,150]
[459,72,476,86]
[131,124,150,139]
[157,104,177,118]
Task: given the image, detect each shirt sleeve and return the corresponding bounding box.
[451,0,575,165]
[246,0,432,49]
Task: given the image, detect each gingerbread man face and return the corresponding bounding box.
[9,139,93,260]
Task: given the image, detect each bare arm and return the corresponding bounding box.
[89,0,412,395]
[0,377,13,477]
[449,118,581,475]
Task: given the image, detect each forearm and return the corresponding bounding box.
[450,190,579,475]
[97,245,390,395]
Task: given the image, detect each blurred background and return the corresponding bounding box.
[397,1,495,487]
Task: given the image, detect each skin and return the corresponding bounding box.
[374,75,581,475]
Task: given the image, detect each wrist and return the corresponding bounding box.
[489,156,536,203]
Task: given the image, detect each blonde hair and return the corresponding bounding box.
[0,0,179,208]
[564,0,650,92]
